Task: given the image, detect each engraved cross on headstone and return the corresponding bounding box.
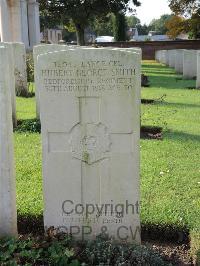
[48,96,134,204]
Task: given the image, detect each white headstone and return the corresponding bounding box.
[196,51,200,89]
[175,50,184,74]
[0,46,17,237]
[27,0,41,47]
[168,50,176,68]
[0,43,17,127]
[161,50,169,65]
[37,47,141,243]
[12,42,28,96]
[183,50,198,79]
[34,44,74,118]
[159,50,163,63]
[156,50,162,62]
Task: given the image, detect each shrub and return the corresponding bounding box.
[0,232,171,265]
[15,119,41,133]
[26,52,34,83]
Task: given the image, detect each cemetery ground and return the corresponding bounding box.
[9,60,200,264]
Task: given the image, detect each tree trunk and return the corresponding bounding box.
[75,24,85,46]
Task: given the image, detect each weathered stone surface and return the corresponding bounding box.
[34,44,75,118]
[161,50,169,65]
[168,50,176,68]
[183,50,197,79]
[0,46,17,237]
[37,47,141,243]
[175,49,184,74]
[0,43,17,127]
[12,42,28,96]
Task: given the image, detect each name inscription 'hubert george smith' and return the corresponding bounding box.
[40,60,136,93]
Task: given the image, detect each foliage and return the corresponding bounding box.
[126,15,141,28]
[83,235,170,265]
[169,0,200,38]
[0,233,171,265]
[113,12,127,41]
[26,53,34,83]
[15,119,41,133]
[169,0,199,16]
[148,14,173,34]
[62,30,77,42]
[126,14,173,35]
[39,0,140,45]
[187,11,200,39]
[137,23,149,35]
[0,232,79,265]
[90,13,115,36]
[165,15,186,39]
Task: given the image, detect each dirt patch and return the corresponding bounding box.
[144,241,194,265]
[18,215,44,235]
[141,126,163,140]
[142,225,192,265]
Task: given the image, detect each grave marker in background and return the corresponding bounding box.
[183,50,197,79]
[175,50,184,74]
[0,46,17,237]
[168,50,176,68]
[0,43,17,127]
[12,42,28,96]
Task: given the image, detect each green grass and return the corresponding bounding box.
[141,61,200,232]
[15,60,200,258]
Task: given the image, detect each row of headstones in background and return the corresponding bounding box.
[0,42,28,127]
[0,46,18,237]
[34,45,141,242]
[155,49,200,88]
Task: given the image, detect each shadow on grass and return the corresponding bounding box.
[17,214,189,244]
[143,70,177,75]
[142,223,189,244]
[142,64,169,70]
[156,101,200,109]
[147,75,195,89]
[165,130,200,142]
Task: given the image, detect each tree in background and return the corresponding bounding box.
[113,12,127,41]
[137,24,149,35]
[91,13,115,37]
[165,15,186,39]
[126,15,140,28]
[126,15,149,35]
[148,14,173,34]
[169,0,200,39]
[39,0,140,45]
[187,11,200,39]
[169,0,199,16]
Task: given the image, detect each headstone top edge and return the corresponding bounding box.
[36,48,141,59]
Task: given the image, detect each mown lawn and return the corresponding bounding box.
[141,61,200,233]
[15,60,200,256]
